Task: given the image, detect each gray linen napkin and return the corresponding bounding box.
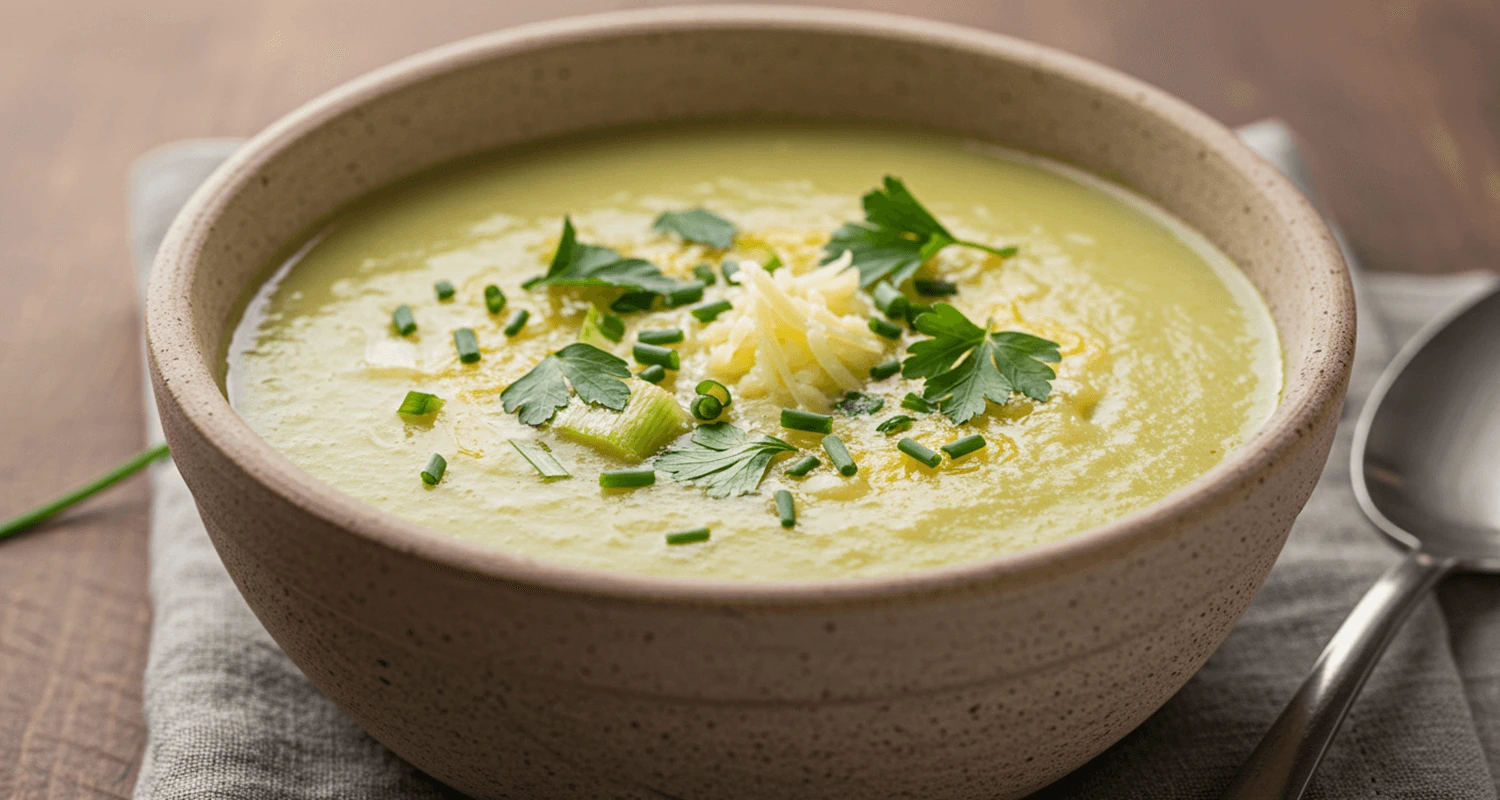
[129,123,1500,799]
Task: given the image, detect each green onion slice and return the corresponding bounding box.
[484,284,506,314]
[897,437,941,468]
[638,328,685,345]
[785,454,821,477]
[871,282,909,320]
[690,395,723,422]
[397,390,444,418]
[599,467,656,489]
[869,360,901,381]
[503,309,530,337]
[509,439,570,480]
[434,280,456,301]
[695,380,732,407]
[392,305,417,336]
[868,317,904,340]
[665,281,706,308]
[421,453,447,485]
[781,408,833,435]
[453,327,481,363]
[941,434,987,460]
[913,278,958,297]
[775,489,796,529]
[637,364,667,384]
[691,299,733,324]
[875,415,913,435]
[821,434,857,476]
[666,527,711,545]
[633,342,681,370]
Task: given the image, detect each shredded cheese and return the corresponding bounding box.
[701,252,890,410]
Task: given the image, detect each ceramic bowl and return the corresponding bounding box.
[146,6,1353,798]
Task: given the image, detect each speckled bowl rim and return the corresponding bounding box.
[147,5,1353,605]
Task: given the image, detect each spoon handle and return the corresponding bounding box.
[1220,551,1453,800]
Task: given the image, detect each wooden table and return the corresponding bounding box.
[3,1,1496,796]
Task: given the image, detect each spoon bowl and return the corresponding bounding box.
[1355,288,1500,566]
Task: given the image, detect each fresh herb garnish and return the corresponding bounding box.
[665,527,711,545]
[942,434,987,460]
[901,303,1061,425]
[638,328,685,345]
[868,317,903,340]
[392,305,417,336]
[434,280,456,301]
[653,208,737,250]
[654,422,795,498]
[869,360,901,381]
[421,453,448,485]
[691,299,733,324]
[484,285,506,314]
[875,415,914,435]
[500,343,632,426]
[690,395,724,422]
[901,393,936,413]
[821,434,858,476]
[503,309,530,337]
[453,327,481,363]
[695,380,732,408]
[693,263,718,285]
[833,392,885,416]
[637,364,666,384]
[509,439,570,480]
[821,176,1017,288]
[633,342,680,371]
[897,437,941,468]
[784,454,821,477]
[775,490,796,528]
[780,408,833,434]
[664,281,706,307]
[600,467,655,489]
[397,390,444,418]
[524,217,689,295]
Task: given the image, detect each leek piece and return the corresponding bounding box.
[552,379,692,462]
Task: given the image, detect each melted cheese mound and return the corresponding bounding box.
[701,252,890,410]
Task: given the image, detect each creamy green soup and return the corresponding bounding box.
[227,123,1280,581]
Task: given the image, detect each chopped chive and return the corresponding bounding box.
[781,408,833,434]
[871,282,909,320]
[665,281,706,308]
[695,379,732,407]
[821,435,857,476]
[690,395,723,422]
[434,280,455,301]
[509,439,570,480]
[870,360,901,380]
[691,299,733,324]
[942,434,987,460]
[876,415,914,435]
[762,252,783,272]
[420,453,447,485]
[600,313,626,342]
[785,454,821,477]
[901,393,936,413]
[905,303,933,328]
[611,291,656,314]
[392,305,417,336]
[503,309,530,337]
[666,527,711,545]
[775,489,796,528]
[453,327,481,363]
[599,467,655,489]
[897,437,941,468]
[633,342,681,370]
[484,284,506,314]
[868,317,904,340]
[913,278,958,297]
[693,263,718,285]
[397,390,444,418]
[722,260,741,285]
[638,328,685,345]
[638,364,667,384]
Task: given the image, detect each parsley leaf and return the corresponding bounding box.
[523,216,687,295]
[653,208,737,250]
[900,304,1061,424]
[500,342,632,426]
[653,422,796,498]
[821,176,1018,288]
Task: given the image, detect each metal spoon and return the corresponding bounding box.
[1221,286,1500,799]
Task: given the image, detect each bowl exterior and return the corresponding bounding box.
[146,7,1353,798]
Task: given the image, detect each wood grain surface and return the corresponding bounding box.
[2,1,1496,796]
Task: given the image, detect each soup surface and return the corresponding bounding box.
[228,124,1281,581]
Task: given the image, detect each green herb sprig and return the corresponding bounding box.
[500,343,632,426]
[653,208,737,250]
[654,422,795,498]
[901,304,1060,425]
[524,217,692,296]
[822,177,1017,288]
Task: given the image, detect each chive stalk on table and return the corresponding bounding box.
[0,443,171,540]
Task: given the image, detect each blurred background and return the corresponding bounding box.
[2,1,1497,797]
